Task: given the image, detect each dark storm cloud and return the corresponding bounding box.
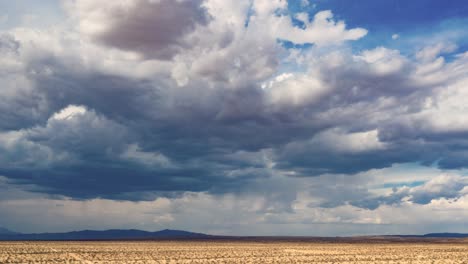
[77,0,209,59]
[0,34,49,131]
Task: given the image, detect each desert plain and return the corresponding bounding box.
[0,240,467,264]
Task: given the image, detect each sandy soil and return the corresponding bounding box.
[0,240,467,263]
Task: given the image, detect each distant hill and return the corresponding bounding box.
[382,233,468,239]
[0,229,211,241]
[422,233,468,238]
[0,227,19,235]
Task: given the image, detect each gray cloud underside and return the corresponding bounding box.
[84,0,209,60]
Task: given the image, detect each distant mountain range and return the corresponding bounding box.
[421,233,468,238]
[0,228,211,241]
[0,227,466,241]
[384,233,468,238]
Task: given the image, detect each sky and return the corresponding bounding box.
[0,0,468,236]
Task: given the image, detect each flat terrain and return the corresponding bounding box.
[0,240,467,263]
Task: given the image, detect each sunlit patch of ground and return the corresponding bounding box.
[0,241,467,263]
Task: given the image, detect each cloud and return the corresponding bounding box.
[351,174,468,209]
[264,72,330,106]
[1,173,467,235]
[0,33,45,131]
[357,47,407,75]
[416,42,457,62]
[0,103,266,199]
[51,105,87,120]
[69,0,209,59]
[0,0,467,206]
[274,10,368,45]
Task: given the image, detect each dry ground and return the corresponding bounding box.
[0,240,467,264]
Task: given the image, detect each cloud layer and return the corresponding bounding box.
[0,0,467,234]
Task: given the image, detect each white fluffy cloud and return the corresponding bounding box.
[274,10,368,45]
